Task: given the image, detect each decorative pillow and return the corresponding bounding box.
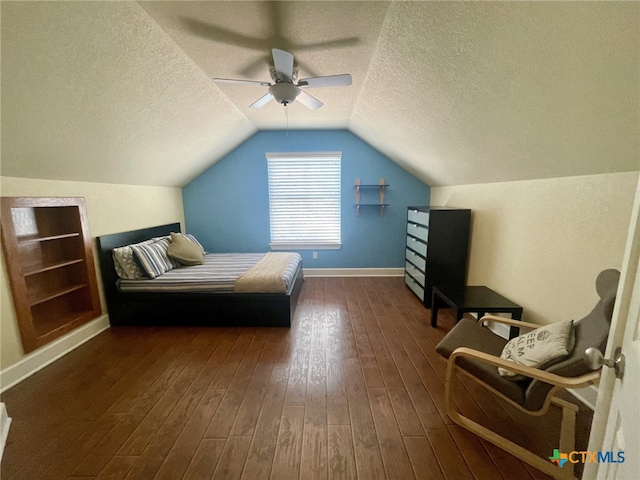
[112,239,155,279]
[498,320,576,380]
[130,237,180,279]
[167,232,204,266]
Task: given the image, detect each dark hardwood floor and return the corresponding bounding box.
[1,277,592,479]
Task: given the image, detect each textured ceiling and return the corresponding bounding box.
[1,1,638,187]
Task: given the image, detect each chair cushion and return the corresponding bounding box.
[436,319,529,406]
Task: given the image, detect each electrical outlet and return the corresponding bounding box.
[312,251,318,259]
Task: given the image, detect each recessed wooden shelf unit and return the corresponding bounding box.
[355,178,389,216]
[1,197,101,353]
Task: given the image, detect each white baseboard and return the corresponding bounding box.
[485,320,512,340]
[0,402,10,462]
[303,267,404,277]
[0,315,110,393]
[469,312,512,339]
[568,385,598,411]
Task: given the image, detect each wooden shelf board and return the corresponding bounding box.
[23,258,85,277]
[29,283,88,307]
[33,311,92,341]
[17,232,80,244]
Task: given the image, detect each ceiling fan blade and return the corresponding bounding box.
[214,78,271,87]
[272,48,295,81]
[298,74,352,88]
[296,90,323,110]
[249,93,275,109]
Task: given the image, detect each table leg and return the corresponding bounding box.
[509,309,524,339]
[431,290,440,327]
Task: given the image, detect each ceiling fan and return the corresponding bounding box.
[213,48,352,110]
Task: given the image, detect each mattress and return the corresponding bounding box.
[118,252,301,293]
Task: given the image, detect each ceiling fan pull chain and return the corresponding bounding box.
[285,104,290,136]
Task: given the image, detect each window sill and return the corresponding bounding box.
[270,242,342,251]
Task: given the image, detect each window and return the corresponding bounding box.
[267,152,341,250]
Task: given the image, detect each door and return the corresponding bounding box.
[585,177,640,480]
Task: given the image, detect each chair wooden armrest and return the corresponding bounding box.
[479,314,540,332]
[449,346,601,389]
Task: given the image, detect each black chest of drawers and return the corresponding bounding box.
[404,206,471,307]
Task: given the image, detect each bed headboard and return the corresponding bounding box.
[96,223,181,314]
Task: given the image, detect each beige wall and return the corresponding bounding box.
[431,171,639,326]
[0,176,184,370]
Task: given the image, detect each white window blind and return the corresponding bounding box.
[267,152,341,250]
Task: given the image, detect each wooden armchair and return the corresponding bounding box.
[435,269,620,480]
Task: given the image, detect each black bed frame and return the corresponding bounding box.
[96,223,304,327]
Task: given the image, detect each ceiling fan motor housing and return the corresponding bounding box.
[269,82,300,105]
[269,64,298,83]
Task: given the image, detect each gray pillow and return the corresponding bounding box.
[167,232,204,266]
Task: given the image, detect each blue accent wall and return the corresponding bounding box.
[182,130,430,268]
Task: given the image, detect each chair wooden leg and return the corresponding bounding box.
[445,363,578,480]
[553,397,579,478]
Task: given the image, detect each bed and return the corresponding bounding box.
[96,223,304,327]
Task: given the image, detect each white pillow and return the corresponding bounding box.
[498,320,575,380]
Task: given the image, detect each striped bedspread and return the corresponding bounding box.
[118,252,301,293]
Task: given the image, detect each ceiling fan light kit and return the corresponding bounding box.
[214,48,352,110]
[269,82,300,106]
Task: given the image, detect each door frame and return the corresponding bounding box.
[585,174,640,478]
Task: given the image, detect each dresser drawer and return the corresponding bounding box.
[406,235,427,257]
[405,274,425,301]
[405,248,426,271]
[405,262,425,286]
[408,208,429,226]
[407,222,428,241]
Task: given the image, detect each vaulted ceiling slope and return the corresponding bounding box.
[1,1,638,187]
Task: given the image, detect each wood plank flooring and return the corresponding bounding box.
[1,277,593,479]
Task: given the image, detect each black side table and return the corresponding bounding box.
[431,285,524,339]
